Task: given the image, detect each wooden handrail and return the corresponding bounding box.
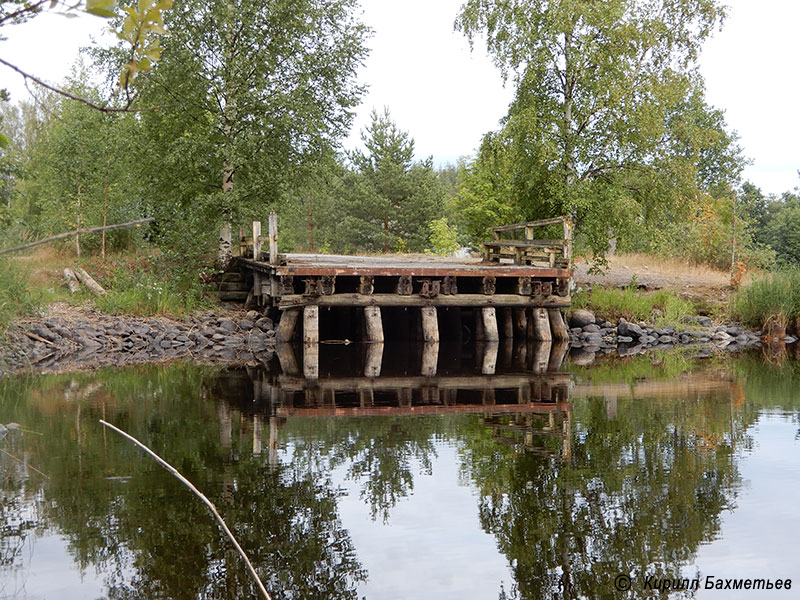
[491,216,568,233]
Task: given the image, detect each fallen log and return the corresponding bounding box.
[63,268,80,294]
[74,267,106,296]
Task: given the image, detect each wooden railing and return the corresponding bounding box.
[481,216,573,268]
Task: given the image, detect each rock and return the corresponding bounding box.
[617,335,633,343]
[246,310,261,320]
[255,317,274,332]
[239,319,255,331]
[679,334,691,344]
[658,335,676,344]
[682,315,713,327]
[219,320,237,331]
[582,323,601,333]
[735,334,749,344]
[570,347,596,365]
[617,343,644,357]
[617,318,644,339]
[569,309,596,328]
[784,336,797,344]
[712,331,732,342]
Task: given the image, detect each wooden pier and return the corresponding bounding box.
[221,214,574,347]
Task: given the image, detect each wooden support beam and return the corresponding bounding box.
[303,342,319,380]
[420,306,439,343]
[276,308,300,342]
[252,221,262,260]
[421,341,439,376]
[364,306,384,342]
[501,308,514,339]
[364,342,383,377]
[549,341,569,372]
[532,307,552,342]
[279,293,570,309]
[548,308,570,341]
[481,342,498,375]
[303,305,319,344]
[482,307,500,342]
[474,309,486,341]
[275,343,300,375]
[514,308,528,338]
[532,342,552,374]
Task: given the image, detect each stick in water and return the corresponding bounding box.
[99,419,272,600]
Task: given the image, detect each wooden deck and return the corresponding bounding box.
[224,215,574,346]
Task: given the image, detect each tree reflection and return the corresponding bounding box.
[458,390,752,600]
[0,366,365,600]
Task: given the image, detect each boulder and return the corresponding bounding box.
[617,318,644,339]
[569,309,596,328]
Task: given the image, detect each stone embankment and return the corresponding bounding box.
[2,308,276,375]
[567,308,785,360]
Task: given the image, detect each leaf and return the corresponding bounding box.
[0,132,9,149]
[85,0,116,18]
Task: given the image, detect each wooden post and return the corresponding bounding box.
[252,414,262,455]
[481,341,498,375]
[501,308,514,339]
[548,308,570,341]
[276,308,300,342]
[532,308,552,341]
[364,343,383,378]
[421,342,439,376]
[474,309,485,341]
[563,218,573,265]
[303,306,319,344]
[548,341,569,371]
[482,307,499,342]
[303,342,319,380]
[269,416,279,469]
[74,267,106,296]
[420,306,439,343]
[252,221,261,260]
[364,306,384,342]
[275,343,299,375]
[513,308,528,338]
[532,341,552,374]
[268,213,278,265]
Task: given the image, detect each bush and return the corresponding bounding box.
[734,269,800,330]
[427,217,459,256]
[92,255,207,317]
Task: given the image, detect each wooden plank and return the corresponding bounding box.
[483,239,566,248]
[268,263,572,279]
[491,217,567,233]
[279,293,570,309]
[277,372,571,392]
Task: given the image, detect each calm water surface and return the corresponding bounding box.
[1,344,799,599]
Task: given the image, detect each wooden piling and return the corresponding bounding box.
[275,343,300,375]
[548,341,569,371]
[303,342,319,379]
[276,308,300,343]
[513,308,528,339]
[474,309,486,341]
[303,306,319,344]
[364,306,384,342]
[532,307,552,341]
[421,342,439,376]
[364,342,383,378]
[532,341,552,374]
[482,307,500,342]
[420,306,439,343]
[481,341,499,375]
[547,308,569,341]
[501,307,514,339]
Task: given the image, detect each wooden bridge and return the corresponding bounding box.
[220,214,574,346]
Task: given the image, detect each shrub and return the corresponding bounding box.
[572,285,695,324]
[427,217,459,256]
[0,258,38,333]
[733,269,800,330]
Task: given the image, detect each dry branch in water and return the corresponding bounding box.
[99,419,273,600]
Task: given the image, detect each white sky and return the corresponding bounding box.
[1,0,798,195]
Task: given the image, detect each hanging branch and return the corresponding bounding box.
[99,420,273,600]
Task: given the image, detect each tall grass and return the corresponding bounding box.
[0,258,38,333]
[733,269,800,329]
[572,285,695,323]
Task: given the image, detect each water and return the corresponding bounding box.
[1,345,799,599]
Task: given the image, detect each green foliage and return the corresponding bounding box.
[572,285,695,324]
[733,269,800,329]
[427,217,459,256]
[455,0,744,261]
[92,255,206,316]
[0,257,37,332]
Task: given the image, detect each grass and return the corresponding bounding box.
[733,269,800,331]
[0,257,40,333]
[572,284,696,324]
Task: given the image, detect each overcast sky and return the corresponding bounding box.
[1,0,798,195]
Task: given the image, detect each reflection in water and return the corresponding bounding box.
[0,346,789,599]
